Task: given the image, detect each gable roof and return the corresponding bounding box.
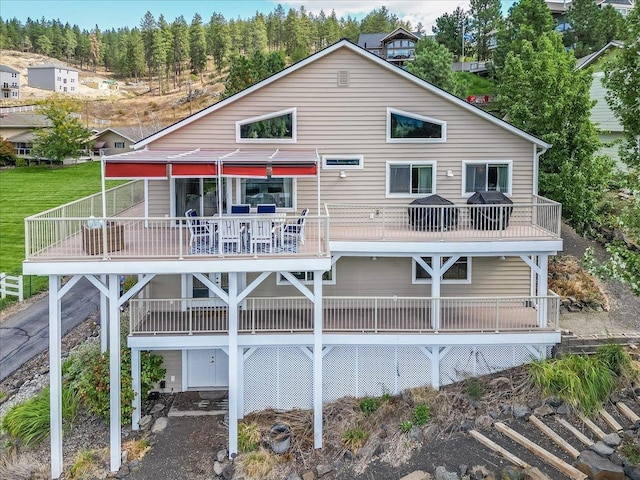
[95,126,160,143]
[28,63,78,72]
[0,112,50,127]
[357,28,422,49]
[380,27,420,43]
[0,65,19,74]
[136,39,550,150]
[577,40,624,70]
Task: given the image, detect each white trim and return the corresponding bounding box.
[386,160,437,198]
[322,154,364,170]
[235,107,297,143]
[461,160,513,197]
[133,40,550,150]
[386,107,446,143]
[412,256,471,285]
[276,265,336,286]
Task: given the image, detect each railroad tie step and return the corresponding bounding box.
[494,422,588,480]
[599,409,624,433]
[555,417,594,447]
[577,413,606,440]
[616,401,640,426]
[529,415,580,459]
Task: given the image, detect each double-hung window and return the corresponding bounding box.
[387,161,435,197]
[463,161,511,195]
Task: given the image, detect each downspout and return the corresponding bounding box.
[533,145,548,196]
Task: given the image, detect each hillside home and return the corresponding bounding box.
[23,40,563,478]
[357,27,422,67]
[90,126,160,157]
[547,0,635,31]
[0,65,21,100]
[0,112,49,158]
[27,63,78,93]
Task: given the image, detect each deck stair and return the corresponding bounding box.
[468,399,640,479]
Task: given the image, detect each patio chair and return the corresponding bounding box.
[257,203,277,214]
[231,204,251,214]
[249,218,274,255]
[185,209,212,248]
[217,218,244,254]
[282,208,308,246]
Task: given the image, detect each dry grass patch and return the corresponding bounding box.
[0,448,48,480]
[549,255,609,308]
[122,437,150,461]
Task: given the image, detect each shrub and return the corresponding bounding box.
[342,425,368,452]
[359,397,379,416]
[15,158,28,167]
[1,384,79,446]
[596,343,632,377]
[238,422,261,453]
[412,404,431,426]
[399,420,413,433]
[465,378,486,400]
[241,448,277,478]
[67,449,102,480]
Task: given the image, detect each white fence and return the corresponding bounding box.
[0,272,23,301]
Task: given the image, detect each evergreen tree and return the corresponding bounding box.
[566,0,624,57]
[189,13,207,81]
[406,37,463,96]
[469,0,502,61]
[140,11,157,86]
[432,7,468,58]
[170,16,189,88]
[207,13,229,73]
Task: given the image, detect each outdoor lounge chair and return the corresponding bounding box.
[282,208,308,246]
[185,209,212,248]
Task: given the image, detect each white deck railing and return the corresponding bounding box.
[129,293,560,335]
[326,196,561,241]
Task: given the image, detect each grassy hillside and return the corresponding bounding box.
[0,162,120,306]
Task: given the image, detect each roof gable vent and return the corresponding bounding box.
[337,70,349,87]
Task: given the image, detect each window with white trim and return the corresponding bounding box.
[387,161,435,197]
[412,257,471,284]
[276,266,336,285]
[387,108,446,143]
[463,161,511,194]
[322,155,363,170]
[236,108,296,143]
[114,142,125,149]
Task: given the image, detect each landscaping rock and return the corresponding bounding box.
[410,425,424,442]
[422,423,439,443]
[475,415,493,429]
[460,419,475,431]
[151,416,168,434]
[357,436,383,459]
[216,448,227,462]
[302,471,315,480]
[121,450,128,464]
[512,404,530,419]
[624,465,640,480]
[577,450,625,480]
[316,463,333,477]
[138,415,152,430]
[400,471,429,480]
[533,404,554,417]
[149,402,164,415]
[590,441,615,456]
[603,432,621,447]
[434,465,459,480]
[286,474,302,480]
[116,464,130,478]
[221,463,234,479]
[213,460,224,476]
[556,403,569,415]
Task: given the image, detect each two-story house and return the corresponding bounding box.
[0,65,21,100]
[357,27,422,67]
[24,40,563,478]
[27,63,79,93]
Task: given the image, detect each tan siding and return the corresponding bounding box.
[148,274,182,298]
[149,47,536,210]
[151,350,182,392]
[147,180,171,217]
[97,131,134,152]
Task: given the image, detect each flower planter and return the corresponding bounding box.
[268,423,291,454]
[82,224,124,255]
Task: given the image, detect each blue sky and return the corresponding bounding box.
[1,0,517,33]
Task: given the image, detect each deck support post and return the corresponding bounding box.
[237,348,244,420]
[431,347,440,390]
[228,272,239,457]
[108,274,122,473]
[537,254,549,327]
[313,270,323,449]
[49,275,63,479]
[100,274,108,353]
[431,256,442,331]
[131,348,141,431]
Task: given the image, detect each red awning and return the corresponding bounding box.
[171,163,218,177]
[271,164,317,177]
[221,164,268,177]
[104,162,167,179]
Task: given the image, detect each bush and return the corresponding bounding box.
[342,425,368,452]
[238,422,261,453]
[399,420,413,433]
[67,449,102,480]
[359,397,379,416]
[412,404,431,426]
[465,378,486,400]
[241,448,276,478]
[1,384,79,446]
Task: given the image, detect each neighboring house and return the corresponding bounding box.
[24,40,563,478]
[91,126,160,157]
[0,112,49,157]
[0,65,21,100]
[27,63,79,93]
[577,41,626,171]
[357,27,422,67]
[547,0,636,31]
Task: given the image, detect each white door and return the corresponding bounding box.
[187,349,229,389]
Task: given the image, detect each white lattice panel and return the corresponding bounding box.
[244,347,279,413]
[475,346,514,375]
[278,347,313,409]
[397,347,432,392]
[323,347,358,403]
[358,346,397,397]
[440,346,475,386]
[514,345,537,365]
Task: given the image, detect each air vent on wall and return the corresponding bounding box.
[337,70,349,87]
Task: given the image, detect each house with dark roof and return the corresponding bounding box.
[357,27,423,67]
[0,65,21,100]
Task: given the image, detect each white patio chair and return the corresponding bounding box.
[217,218,244,254]
[249,218,274,255]
[282,208,308,246]
[185,209,212,248]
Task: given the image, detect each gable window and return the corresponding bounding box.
[236,108,296,143]
[413,257,471,284]
[387,161,435,197]
[276,266,336,286]
[463,161,511,195]
[322,155,363,170]
[387,108,446,143]
[114,142,125,149]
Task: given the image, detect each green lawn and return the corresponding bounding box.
[0,162,119,307]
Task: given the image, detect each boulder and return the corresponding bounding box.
[602,432,621,447]
[589,441,615,456]
[624,465,640,480]
[400,472,429,480]
[533,404,554,417]
[577,450,625,480]
[151,416,168,434]
[316,463,333,477]
[216,448,228,462]
[434,466,459,480]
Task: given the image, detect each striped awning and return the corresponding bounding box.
[103,148,319,179]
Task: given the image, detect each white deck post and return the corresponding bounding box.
[49,275,63,479]
[108,274,122,473]
[538,254,549,327]
[228,272,239,457]
[237,348,244,420]
[313,270,323,449]
[100,274,108,353]
[431,256,442,331]
[431,347,440,390]
[131,348,141,430]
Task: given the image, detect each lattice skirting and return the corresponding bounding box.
[241,344,549,414]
